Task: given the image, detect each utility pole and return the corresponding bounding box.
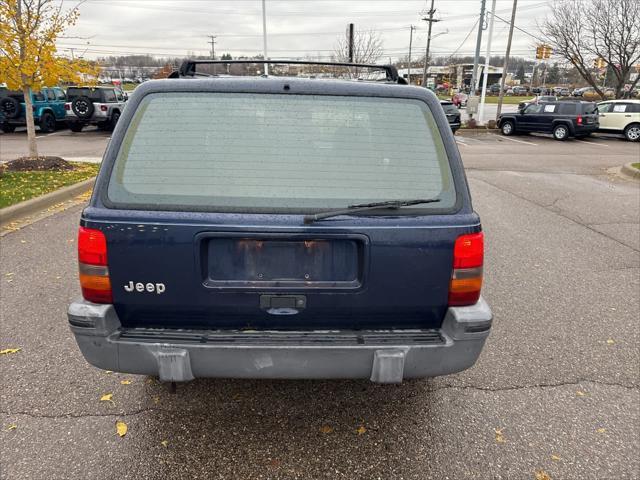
[208,35,217,74]
[470,0,487,95]
[408,25,416,85]
[208,35,217,59]
[421,0,440,88]
[478,0,496,124]
[348,23,354,62]
[262,0,269,75]
[496,0,517,118]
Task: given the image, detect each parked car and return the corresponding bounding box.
[0,86,67,133]
[498,100,599,140]
[67,60,492,384]
[517,95,558,110]
[489,83,501,94]
[531,86,552,95]
[559,88,571,97]
[65,86,126,132]
[451,92,468,107]
[597,99,640,141]
[511,86,528,96]
[440,100,461,133]
[572,87,590,97]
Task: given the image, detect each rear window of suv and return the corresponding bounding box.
[67,88,103,102]
[107,92,456,213]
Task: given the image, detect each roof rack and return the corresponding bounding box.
[169,60,404,83]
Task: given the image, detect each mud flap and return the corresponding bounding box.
[370,349,407,383]
[155,348,195,382]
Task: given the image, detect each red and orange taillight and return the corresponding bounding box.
[78,227,112,303]
[448,232,484,306]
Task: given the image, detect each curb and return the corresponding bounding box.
[620,163,640,181]
[0,177,95,227]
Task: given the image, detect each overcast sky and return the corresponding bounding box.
[59,0,550,62]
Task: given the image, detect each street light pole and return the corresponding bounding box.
[262,0,269,75]
[478,0,496,124]
[408,25,415,85]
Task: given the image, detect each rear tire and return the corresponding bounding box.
[0,97,20,119]
[109,110,121,130]
[553,124,569,141]
[501,120,515,136]
[1,123,16,133]
[624,123,640,142]
[69,122,84,132]
[38,112,56,133]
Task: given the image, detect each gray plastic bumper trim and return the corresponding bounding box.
[68,298,492,383]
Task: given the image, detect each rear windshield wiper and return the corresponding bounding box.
[303,198,441,224]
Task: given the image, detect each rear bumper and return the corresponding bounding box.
[67,298,492,383]
[573,124,599,134]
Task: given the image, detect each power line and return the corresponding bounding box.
[489,11,545,43]
[447,18,480,60]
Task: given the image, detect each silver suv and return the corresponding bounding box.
[65,86,126,132]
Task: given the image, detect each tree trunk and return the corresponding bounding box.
[21,85,38,158]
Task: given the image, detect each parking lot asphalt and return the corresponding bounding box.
[0,127,109,162]
[1,134,639,479]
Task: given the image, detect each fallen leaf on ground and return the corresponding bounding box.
[152,396,160,404]
[0,348,21,355]
[596,427,606,433]
[7,424,17,431]
[104,370,113,374]
[356,425,366,435]
[551,454,562,461]
[494,428,505,443]
[319,425,334,434]
[606,339,615,345]
[535,470,552,480]
[115,420,127,437]
[5,272,14,277]
[120,379,132,385]
[100,393,114,403]
[161,440,168,448]
[576,391,586,397]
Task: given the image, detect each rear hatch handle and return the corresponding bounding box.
[303,198,441,224]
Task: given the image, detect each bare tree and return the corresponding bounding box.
[542,0,640,98]
[334,29,383,65]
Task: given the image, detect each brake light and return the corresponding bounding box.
[448,232,484,306]
[64,104,70,110]
[577,115,583,125]
[100,105,108,112]
[78,227,112,303]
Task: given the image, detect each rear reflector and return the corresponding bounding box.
[449,233,484,306]
[78,227,112,303]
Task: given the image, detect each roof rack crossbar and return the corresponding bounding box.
[176,60,399,82]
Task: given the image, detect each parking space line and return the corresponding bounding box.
[36,130,65,138]
[488,133,538,146]
[574,139,608,147]
[455,138,469,146]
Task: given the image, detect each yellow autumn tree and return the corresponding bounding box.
[0,0,99,158]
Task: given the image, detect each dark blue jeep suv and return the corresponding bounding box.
[68,61,492,384]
